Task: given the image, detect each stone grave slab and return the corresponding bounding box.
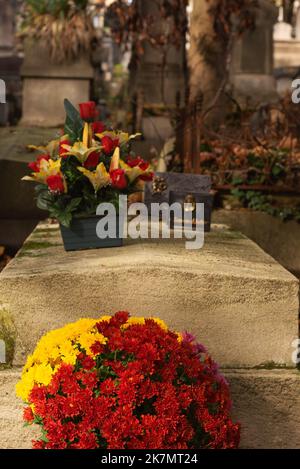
[0,222,298,368]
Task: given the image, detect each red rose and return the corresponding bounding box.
[92,121,106,134]
[139,171,154,182]
[28,154,50,173]
[79,101,97,121]
[110,169,127,190]
[139,161,150,171]
[46,174,65,193]
[127,156,149,171]
[59,139,71,158]
[84,151,100,169]
[126,156,142,168]
[101,136,119,155]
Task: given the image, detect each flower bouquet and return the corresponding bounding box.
[16,311,240,449]
[23,100,153,251]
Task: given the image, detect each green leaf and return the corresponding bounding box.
[33,414,43,425]
[53,210,72,228]
[231,175,244,186]
[200,143,212,152]
[66,197,82,213]
[36,190,53,211]
[230,188,245,201]
[271,164,285,178]
[64,99,84,143]
[40,428,49,444]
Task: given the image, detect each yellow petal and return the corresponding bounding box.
[109,147,120,172]
[83,122,91,148]
[78,162,111,192]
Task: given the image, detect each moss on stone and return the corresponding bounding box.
[22,241,58,251]
[34,228,60,236]
[253,361,291,370]
[17,251,49,259]
[208,231,246,241]
[221,362,294,370]
[0,309,16,367]
[16,239,61,258]
[32,233,58,240]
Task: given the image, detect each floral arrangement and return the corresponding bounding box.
[17,312,240,449]
[23,100,153,226]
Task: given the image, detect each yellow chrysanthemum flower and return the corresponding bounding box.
[16,314,177,403]
[16,318,107,401]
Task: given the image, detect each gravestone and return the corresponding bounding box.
[129,1,185,107]
[296,5,300,39]
[0,0,22,125]
[0,0,15,57]
[20,41,93,127]
[273,4,300,94]
[274,21,293,41]
[129,1,186,150]
[230,0,278,106]
[274,5,292,40]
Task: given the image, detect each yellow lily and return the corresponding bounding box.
[23,158,62,183]
[119,159,152,183]
[78,162,111,192]
[22,158,67,192]
[95,130,141,145]
[27,137,62,158]
[61,141,101,164]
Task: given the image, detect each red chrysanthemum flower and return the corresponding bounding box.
[23,406,34,423]
[23,312,240,450]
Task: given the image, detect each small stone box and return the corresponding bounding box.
[144,172,213,231]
